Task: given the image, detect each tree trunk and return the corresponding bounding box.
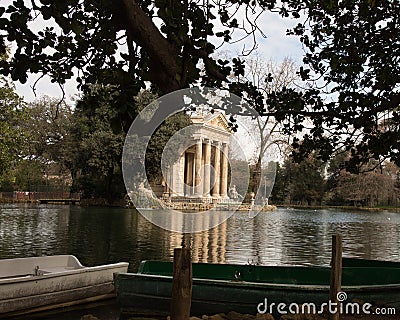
[121,0,181,93]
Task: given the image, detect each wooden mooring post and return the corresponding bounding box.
[171,246,192,320]
[330,234,343,320]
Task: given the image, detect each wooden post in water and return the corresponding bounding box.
[330,234,343,320]
[171,246,192,320]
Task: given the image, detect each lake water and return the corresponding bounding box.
[1,204,400,319]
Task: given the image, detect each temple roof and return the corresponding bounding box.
[191,111,232,134]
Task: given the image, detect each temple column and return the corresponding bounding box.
[171,154,185,196]
[179,154,185,195]
[220,143,229,198]
[165,165,171,197]
[185,152,192,196]
[194,138,203,197]
[203,139,212,197]
[212,142,221,198]
[171,162,177,197]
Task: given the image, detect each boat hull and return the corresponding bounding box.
[0,256,128,318]
[115,260,400,318]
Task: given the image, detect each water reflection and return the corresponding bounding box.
[0,204,400,272]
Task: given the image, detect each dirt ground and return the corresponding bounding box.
[125,310,400,320]
[11,304,399,320]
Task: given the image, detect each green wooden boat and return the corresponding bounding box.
[115,258,400,318]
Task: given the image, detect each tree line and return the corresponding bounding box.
[2,80,399,208]
[0,0,399,206]
[0,82,191,204]
[1,0,399,173]
[271,154,400,208]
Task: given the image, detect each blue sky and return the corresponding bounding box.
[12,9,304,104]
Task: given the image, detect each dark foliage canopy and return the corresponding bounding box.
[0,0,399,170]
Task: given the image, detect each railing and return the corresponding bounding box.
[0,191,80,201]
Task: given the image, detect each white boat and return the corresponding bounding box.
[0,255,129,317]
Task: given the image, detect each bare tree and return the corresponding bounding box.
[235,53,300,197]
[331,160,399,207]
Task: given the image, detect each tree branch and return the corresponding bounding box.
[121,0,181,92]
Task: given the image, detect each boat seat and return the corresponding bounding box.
[0,255,85,279]
[37,266,80,275]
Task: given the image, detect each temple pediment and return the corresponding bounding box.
[191,112,232,134]
[205,113,231,132]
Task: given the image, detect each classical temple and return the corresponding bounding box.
[162,112,232,202]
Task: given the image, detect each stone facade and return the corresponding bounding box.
[164,112,232,202]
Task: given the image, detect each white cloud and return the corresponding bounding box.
[210,7,304,63]
[256,12,304,63]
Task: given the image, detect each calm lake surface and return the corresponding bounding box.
[1,204,400,269]
[1,204,400,319]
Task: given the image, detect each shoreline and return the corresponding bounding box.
[275,204,400,212]
[1,197,399,213]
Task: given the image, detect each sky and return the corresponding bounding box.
[10,7,305,105]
